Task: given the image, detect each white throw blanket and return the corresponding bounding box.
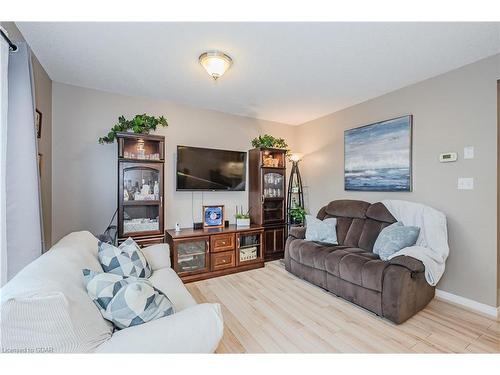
[381,200,449,286]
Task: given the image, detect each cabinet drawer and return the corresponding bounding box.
[211,251,235,271]
[211,233,235,252]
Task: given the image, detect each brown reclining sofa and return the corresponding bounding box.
[284,199,435,324]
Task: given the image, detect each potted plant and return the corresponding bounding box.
[289,207,306,225]
[235,206,250,227]
[98,114,168,144]
[251,134,290,154]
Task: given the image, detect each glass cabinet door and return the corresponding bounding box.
[263,200,285,223]
[175,238,209,274]
[123,205,160,235]
[123,166,160,202]
[263,171,284,198]
[237,231,262,264]
[119,162,163,237]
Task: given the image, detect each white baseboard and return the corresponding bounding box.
[435,289,498,318]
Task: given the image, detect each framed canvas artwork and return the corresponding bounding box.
[203,205,224,228]
[344,115,412,191]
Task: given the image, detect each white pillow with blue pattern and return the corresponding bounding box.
[98,238,152,278]
[373,222,420,261]
[82,269,174,329]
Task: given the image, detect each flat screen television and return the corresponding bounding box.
[176,145,247,191]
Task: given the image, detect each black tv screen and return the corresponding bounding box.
[176,146,247,191]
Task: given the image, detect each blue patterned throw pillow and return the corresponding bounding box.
[82,269,174,329]
[98,238,152,278]
[373,222,420,261]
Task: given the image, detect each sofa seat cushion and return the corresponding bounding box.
[325,248,389,292]
[287,239,347,271]
[148,268,196,312]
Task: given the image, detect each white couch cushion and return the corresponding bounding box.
[148,267,196,312]
[95,303,223,353]
[0,231,112,353]
[141,243,171,270]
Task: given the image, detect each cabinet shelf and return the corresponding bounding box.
[119,157,164,163]
[178,251,206,258]
[260,166,285,170]
[123,200,161,206]
[239,244,261,250]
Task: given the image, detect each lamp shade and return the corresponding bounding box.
[199,51,232,80]
[289,153,303,162]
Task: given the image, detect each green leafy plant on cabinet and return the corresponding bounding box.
[98,114,168,144]
[251,134,289,152]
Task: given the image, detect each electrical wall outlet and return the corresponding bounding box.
[457,177,474,190]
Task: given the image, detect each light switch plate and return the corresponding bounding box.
[464,146,474,159]
[458,177,474,190]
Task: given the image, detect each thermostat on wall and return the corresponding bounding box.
[439,152,457,163]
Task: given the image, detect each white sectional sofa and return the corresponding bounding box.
[0,231,224,353]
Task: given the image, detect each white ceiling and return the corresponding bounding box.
[16,22,500,125]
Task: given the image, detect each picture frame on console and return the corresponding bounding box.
[203,205,225,228]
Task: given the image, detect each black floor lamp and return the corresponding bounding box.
[287,153,305,227]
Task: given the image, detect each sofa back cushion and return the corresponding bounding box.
[0,231,113,352]
[316,200,396,251]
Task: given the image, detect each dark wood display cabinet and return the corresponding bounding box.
[166,225,264,283]
[248,147,287,261]
[117,132,165,247]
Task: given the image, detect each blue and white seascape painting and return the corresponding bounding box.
[344,115,412,191]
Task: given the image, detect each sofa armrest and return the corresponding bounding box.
[141,243,171,270]
[288,226,306,240]
[382,260,435,324]
[95,303,224,353]
[388,255,425,274]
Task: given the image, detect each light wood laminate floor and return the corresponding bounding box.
[186,261,499,353]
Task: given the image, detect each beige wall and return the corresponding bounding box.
[296,54,500,307]
[51,83,296,243]
[1,22,52,250]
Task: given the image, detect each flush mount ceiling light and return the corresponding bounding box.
[199,51,232,80]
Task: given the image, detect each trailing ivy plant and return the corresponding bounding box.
[98,114,168,144]
[251,134,289,152]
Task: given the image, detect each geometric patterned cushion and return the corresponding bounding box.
[97,238,152,278]
[82,269,174,330]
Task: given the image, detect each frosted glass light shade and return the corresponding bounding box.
[199,51,232,80]
[289,153,303,162]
